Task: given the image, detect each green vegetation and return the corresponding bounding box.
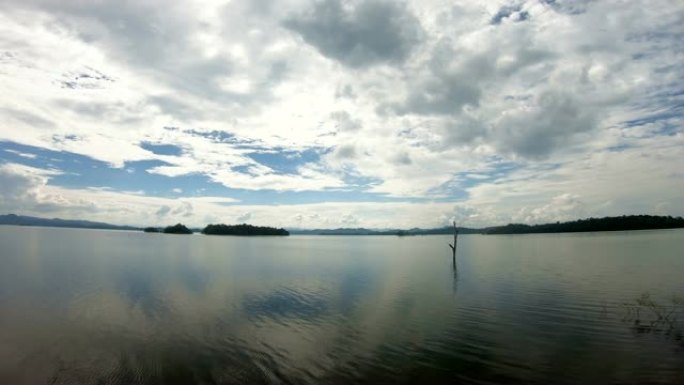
[484,215,684,234]
[620,293,683,347]
[162,223,193,234]
[202,223,289,236]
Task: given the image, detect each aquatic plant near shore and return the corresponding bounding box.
[620,293,684,345]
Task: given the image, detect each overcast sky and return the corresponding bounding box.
[0,0,682,229]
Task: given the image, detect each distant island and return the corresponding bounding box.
[163,223,193,234]
[1,213,683,236]
[202,223,289,236]
[143,224,194,234]
[483,215,684,234]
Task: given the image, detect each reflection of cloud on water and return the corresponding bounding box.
[243,287,329,321]
[20,232,684,383]
[116,269,169,317]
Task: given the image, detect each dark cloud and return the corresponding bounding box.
[54,99,146,125]
[147,95,200,120]
[437,91,598,159]
[388,37,553,117]
[539,0,595,15]
[492,91,598,158]
[156,205,171,218]
[59,67,114,90]
[491,5,529,25]
[332,143,357,159]
[330,110,362,131]
[284,0,423,68]
[386,41,491,115]
[442,115,487,146]
[171,202,193,218]
[391,151,412,165]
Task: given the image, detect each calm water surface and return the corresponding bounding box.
[0,226,683,384]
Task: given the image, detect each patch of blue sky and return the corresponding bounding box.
[246,148,321,175]
[342,173,381,189]
[52,159,231,197]
[172,127,262,149]
[606,143,633,153]
[623,108,683,130]
[1,141,63,169]
[0,140,437,205]
[428,161,525,201]
[140,141,184,156]
[0,141,226,196]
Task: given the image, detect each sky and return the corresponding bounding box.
[0,0,682,229]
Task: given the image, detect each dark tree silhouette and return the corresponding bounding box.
[202,223,289,236]
[163,223,193,234]
[485,215,684,234]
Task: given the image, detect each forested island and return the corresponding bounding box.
[161,223,193,234]
[483,215,684,234]
[202,223,289,236]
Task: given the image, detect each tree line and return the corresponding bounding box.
[144,223,289,236]
[484,215,684,234]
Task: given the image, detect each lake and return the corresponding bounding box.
[0,226,682,384]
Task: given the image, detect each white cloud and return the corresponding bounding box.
[0,0,682,226]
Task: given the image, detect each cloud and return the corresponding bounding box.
[0,163,96,213]
[156,205,171,218]
[490,91,598,158]
[171,202,194,218]
[237,212,252,222]
[4,149,36,159]
[0,0,682,226]
[284,0,423,68]
[491,4,529,25]
[0,163,48,208]
[330,111,362,132]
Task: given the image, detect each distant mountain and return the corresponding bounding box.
[288,215,684,235]
[0,214,139,231]
[288,226,481,236]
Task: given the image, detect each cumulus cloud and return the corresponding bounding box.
[0,0,682,227]
[0,164,48,208]
[284,0,423,68]
[0,163,96,213]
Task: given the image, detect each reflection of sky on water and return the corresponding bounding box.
[243,288,329,321]
[0,227,683,384]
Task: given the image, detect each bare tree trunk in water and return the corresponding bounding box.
[449,221,458,269]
